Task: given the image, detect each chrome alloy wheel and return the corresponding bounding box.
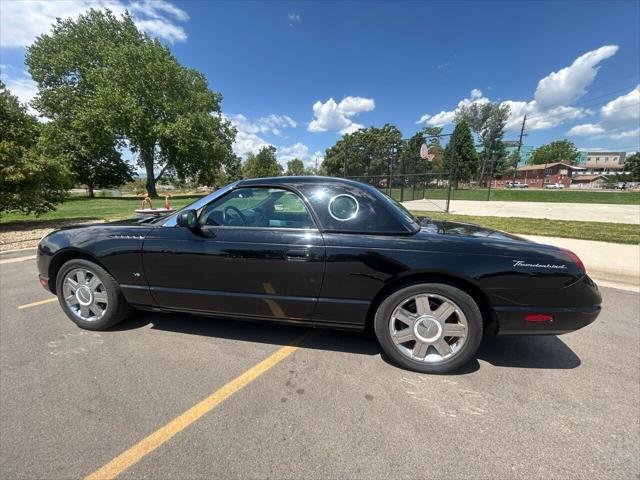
[388,293,468,363]
[61,268,109,322]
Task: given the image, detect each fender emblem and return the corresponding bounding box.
[513,260,567,269]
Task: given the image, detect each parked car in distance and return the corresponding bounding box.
[545,182,565,189]
[36,177,602,374]
[506,181,529,188]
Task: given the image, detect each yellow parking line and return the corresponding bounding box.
[85,330,313,480]
[17,297,57,309]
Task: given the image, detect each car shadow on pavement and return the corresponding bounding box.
[113,311,581,371]
[114,311,381,356]
[478,335,581,369]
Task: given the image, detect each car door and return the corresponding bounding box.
[142,187,325,322]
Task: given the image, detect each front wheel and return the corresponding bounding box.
[374,283,483,373]
[56,259,133,330]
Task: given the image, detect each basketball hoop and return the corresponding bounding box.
[420,143,435,161]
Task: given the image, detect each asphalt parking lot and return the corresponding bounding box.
[1,257,639,479]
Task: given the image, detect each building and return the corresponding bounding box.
[570,174,608,189]
[491,162,585,188]
[576,151,588,164]
[576,151,627,176]
[503,142,535,167]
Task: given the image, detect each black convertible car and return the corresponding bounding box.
[37,177,601,373]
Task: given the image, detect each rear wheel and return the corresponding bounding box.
[374,283,483,373]
[56,259,133,330]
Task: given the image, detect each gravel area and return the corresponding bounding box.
[0,220,103,252]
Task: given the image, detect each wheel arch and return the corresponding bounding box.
[365,271,497,335]
[48,249,112,295]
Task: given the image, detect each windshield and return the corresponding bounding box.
[161,182,239,227]
[377,191,421,232]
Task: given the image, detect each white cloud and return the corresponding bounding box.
[610,128,640,140]
[308,96,375,135]
[600,85,640,126]
[416,46,619,134]
[134,18,186,42]
[416,89,489,127]
[567,123,605,136]
[277,143,323,168]
[224,112,299,158]
[0,67,38,113]
[232,130,272,158]
[337,96,375,116]
[227,113,297,137]
[224,112,321,168]
[534,45,618,109]
[287,13,301,26]
[130,0,189,21]
[568,85,640,140]
[0,0,188,48]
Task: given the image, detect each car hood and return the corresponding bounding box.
[420,219,531,243]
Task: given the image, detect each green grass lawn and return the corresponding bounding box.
[380,187,640,204]
[412,211,640,245]
[0,195,204,225]
[1,195,638,245]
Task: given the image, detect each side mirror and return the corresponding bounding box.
[176,209,198,228]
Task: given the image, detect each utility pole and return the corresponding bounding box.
[343,141,347,178]
[511,114,527,184]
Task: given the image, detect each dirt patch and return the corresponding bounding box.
[0,220,104,252]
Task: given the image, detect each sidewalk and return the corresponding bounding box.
[403,199,640,224]
[522,235,639,292]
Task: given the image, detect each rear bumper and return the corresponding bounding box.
[495,304,601,335]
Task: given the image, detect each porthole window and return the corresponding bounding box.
[328,194,359,221]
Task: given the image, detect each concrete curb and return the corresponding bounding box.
[0,247,37,260]
[522,235,639,292]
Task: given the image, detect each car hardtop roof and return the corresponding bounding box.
[237,176,366,189]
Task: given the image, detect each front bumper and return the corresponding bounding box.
[495,304,601,335]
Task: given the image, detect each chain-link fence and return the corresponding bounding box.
[345,172,453,212]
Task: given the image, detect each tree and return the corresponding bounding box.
[421,126,445,171]
[444,121,479,183]
[26,9,236,197]
[40,119,132,197]
[398,126,445,175]
[0,82,71,215]
[222,154,243,183]
[489,139,510,178]
[322,124,402,177]
[624,152,640,181]
[456,102,510,183]
[197,153,242,186]
[529,140,580,165]
[242,146,283,178]
[286,158,305,176]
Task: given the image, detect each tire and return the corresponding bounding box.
[55,258,133,330]
[374,283,483,374]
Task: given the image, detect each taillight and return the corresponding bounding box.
[560,248,586,274]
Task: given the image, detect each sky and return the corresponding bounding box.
[1,0,639,169]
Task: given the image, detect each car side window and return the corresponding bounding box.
[298,183,410,233]
[199,187,316,229]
